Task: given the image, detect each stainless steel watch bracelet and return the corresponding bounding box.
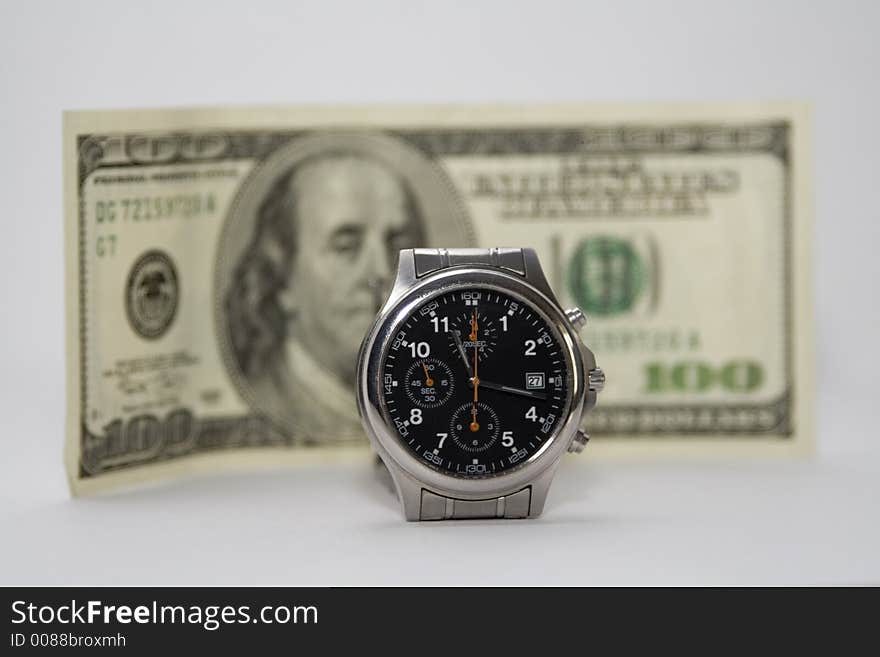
[375,454,532,520]
[420,488,532,520]
[410,247,531,520]
[413,247,527,279]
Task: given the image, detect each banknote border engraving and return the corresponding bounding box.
[75,121,796,478]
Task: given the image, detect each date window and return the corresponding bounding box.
[525,372,545,390]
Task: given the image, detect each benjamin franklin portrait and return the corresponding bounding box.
[217,133,472,445]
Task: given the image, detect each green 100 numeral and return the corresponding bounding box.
[645,360,764,393]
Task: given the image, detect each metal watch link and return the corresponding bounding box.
[357,248,603,521]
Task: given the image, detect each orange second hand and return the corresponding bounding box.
[471,310,480,432]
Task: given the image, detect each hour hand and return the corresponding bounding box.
[450,329,473,376]
[470,379,548,401]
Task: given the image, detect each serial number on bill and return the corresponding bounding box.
[94,194,216,222]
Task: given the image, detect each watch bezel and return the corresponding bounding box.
[357,266,586,501]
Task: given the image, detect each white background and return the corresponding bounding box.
[0,0,878,585]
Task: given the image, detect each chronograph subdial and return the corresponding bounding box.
[403,358,455,409]
[446,310,498,365]
[449,401,500,453]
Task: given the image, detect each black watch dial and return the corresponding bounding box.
[381,287,570,478]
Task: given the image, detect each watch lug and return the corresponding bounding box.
[521,248,560,304]
[380,454,424,521]
[527,457,563,518]
[385,249,417,311]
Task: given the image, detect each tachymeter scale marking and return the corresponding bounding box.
[381,288,570,478]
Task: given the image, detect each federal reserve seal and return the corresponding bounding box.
[126,250,179,339]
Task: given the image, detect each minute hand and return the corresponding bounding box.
[472,379,548,401]
[450,330,473,376]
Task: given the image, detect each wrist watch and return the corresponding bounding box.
[356,248,604,520]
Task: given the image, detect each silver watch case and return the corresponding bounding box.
[357,249,598,519]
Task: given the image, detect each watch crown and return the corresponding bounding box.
[565,307,587,330]
[568,430,589,454]
[588,367,605,393]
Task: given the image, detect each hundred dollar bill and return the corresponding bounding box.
[64,103,814,495]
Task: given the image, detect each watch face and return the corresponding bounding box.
[380,286,571,478]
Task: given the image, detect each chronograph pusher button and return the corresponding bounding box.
[565,307,587,330]
[568,430,589,454]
